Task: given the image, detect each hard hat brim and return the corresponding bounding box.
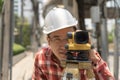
[43,21,78,34]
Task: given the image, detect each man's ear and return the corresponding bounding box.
[47,37,50,45]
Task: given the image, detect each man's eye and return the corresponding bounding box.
[54,38,61,41]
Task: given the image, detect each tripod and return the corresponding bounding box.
[61,60,95,80]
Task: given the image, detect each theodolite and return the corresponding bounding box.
[61,31,95,80]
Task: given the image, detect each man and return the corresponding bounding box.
[32,7,114,80]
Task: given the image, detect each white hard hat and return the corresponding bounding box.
[43,7,78,34]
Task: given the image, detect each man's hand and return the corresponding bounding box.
[89,49,101,65]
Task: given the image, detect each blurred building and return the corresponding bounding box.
[14,0,21,16]
[13,0,33,23]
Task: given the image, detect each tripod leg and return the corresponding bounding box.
[62,63,80,80]
[66,73,73,80]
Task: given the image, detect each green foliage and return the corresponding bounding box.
[108,33,113,43]
[108,26,115,43]
[22,23,31,47]
[13,43,25,55]
[0,0,3,13]
[108,28,114,43]
[14,15,31,48]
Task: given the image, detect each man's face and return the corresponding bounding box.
[47,27,75,61]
